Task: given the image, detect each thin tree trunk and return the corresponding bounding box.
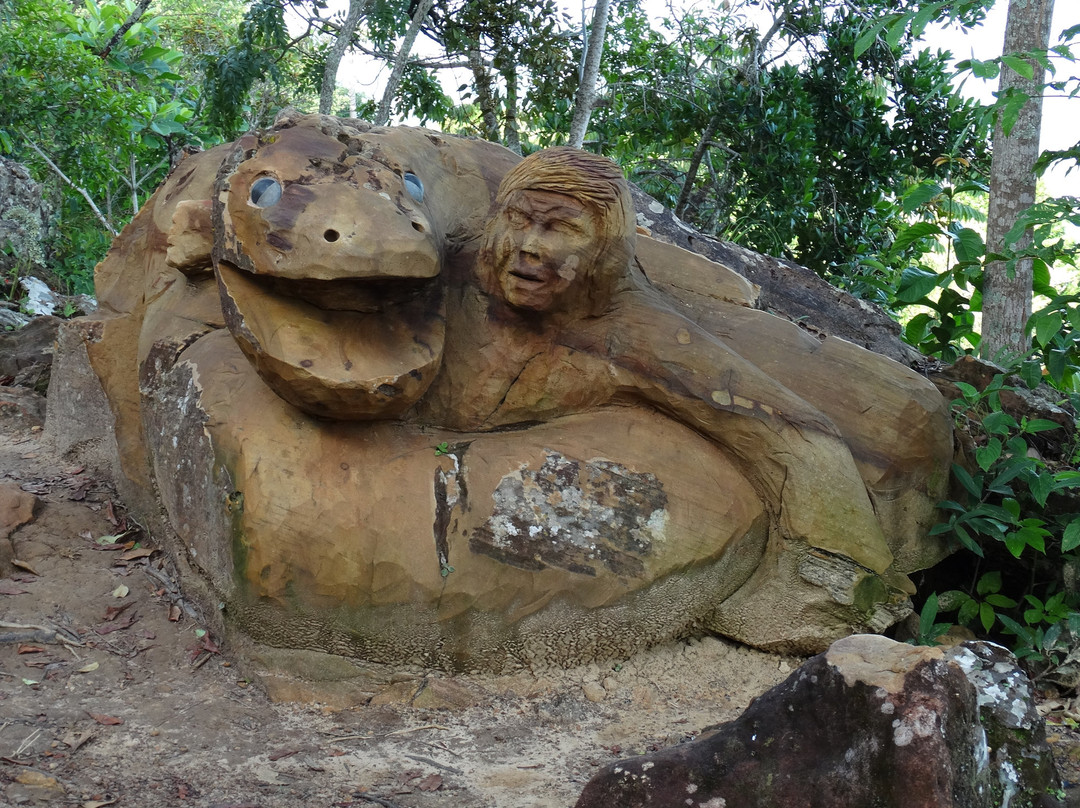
[568,0,612,149]
[981,0,1055,361]
[97,0,151,60]
[375,0,436,126]
[467,47,501,142]
[500,49,522,154]
[320,0,370,116]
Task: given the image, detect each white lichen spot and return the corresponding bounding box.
[880,701,895,715]
[699,799,726,808]
[686,784,698,794]
[642,762,654,772]
[529,525,542,537]
[892,705,938,746]
[999,760,1019,808]
[676,327,692,345]
[648,200,665,213]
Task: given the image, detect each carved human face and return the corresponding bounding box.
[492,190,597,312]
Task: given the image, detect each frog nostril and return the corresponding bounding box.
[323,229,340,242]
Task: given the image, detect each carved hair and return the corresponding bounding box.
[484,147,636,317]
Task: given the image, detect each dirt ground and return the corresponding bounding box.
[1,398,1079,808]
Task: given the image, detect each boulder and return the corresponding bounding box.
[575,634,1064,808]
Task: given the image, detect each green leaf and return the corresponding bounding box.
[893,222,944,254]
[854,18,888,58]
[1024,418,1061,434]
[977,570,1002,596]
[1001,54,1035,80]
[1033,311,1064,348]
[975,438,1002,472]
[999,90,1030,137]
[986,594,1018,609]
[980,600,996,632]
[1004,531,1028,557]
[951,227,985,263]
[895,266,942,304]
[1062,521,1080,552]
[1019,361,1043,389]
[1029,473,1053,507]
[1047,349,1067,384]
[982,411,1018,436]
[902,180,942,213]
[952,464,982,499]
[958,598,979,624]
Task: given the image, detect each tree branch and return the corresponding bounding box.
[97,0,152,60]
[20,133,117,237]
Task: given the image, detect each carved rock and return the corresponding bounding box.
[575,635,1064,808]
[49,114,954,671]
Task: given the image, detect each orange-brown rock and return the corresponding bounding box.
[48,113,954,672]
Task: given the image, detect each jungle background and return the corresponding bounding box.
[1,0,1079,693]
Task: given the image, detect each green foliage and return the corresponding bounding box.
[921,371,1080,684]
[0,0,202,291]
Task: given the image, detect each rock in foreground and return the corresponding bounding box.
[575,634,1063,808]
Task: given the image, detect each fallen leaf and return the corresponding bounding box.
[79,530,93,541]
[168,604,181,622]
[87,712,123,726]
[65,465,85,475]
[83,800,117,808]
[268,748,299,761]
[76,662,99,674]
[16,644,44,654]
[21,678,38,686]
[104,500,118,526]
[118,547,153,561]
[0,579,29,595]
[94,614,137,635]
[10,559,39,576]
[103,602,133,621]
[111,584,129,598]
[20,453,37,459]
[417,773,443,792]
[60,731,94,753]
[96,534,121,545]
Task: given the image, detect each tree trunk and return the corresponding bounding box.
[319,0,370,116]
[501,62,522,155]
[568,0,612,150]
[980,0,1055,362]
[467,47,501,142]
[374,0,436,126]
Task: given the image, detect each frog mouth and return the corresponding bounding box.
[215,262,445,420]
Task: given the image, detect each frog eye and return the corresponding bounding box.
[250,177,282,207]
[403,172,424,203]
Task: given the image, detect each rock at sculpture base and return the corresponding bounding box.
[574,634,1064,808]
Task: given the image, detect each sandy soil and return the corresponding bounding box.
[0,406,809,808]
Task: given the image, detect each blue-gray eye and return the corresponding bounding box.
[250,177,282,207]
[403,172,424,203]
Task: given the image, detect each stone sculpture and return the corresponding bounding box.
[50,112,954,672]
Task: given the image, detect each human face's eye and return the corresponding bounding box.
[505,207,529,228]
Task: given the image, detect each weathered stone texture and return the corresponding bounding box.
[575,635,1064,808]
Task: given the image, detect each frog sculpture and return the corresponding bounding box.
[59,111,953,672]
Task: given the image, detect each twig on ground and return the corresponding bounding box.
[354,794,403,808]
[403,753,463,775]
[0,620,83,647]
